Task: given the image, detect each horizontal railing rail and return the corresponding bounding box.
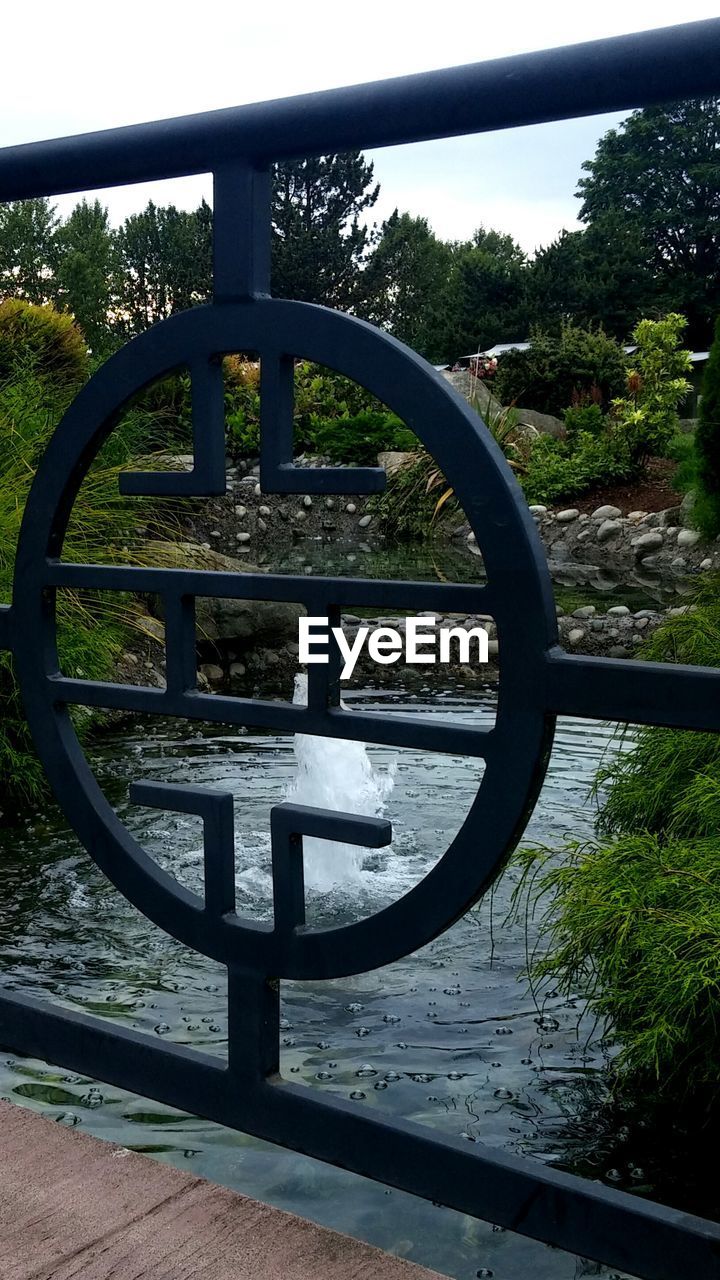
[0,18,719,198]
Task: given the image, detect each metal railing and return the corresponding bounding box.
[1,19,720,1280]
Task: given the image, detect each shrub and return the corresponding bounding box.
[688,315,720,537]
[610,314,692,463]
[494,324,627,418]
[0,299,89,387]
[513,582,720,1109]
[307,411,416,465]
[520,430,635,506]
[562,402,606,440]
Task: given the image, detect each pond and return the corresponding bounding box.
[0,681,641,1280]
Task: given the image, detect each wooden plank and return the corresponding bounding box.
[0,1101,447,1280]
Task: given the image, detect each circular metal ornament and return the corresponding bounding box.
[12,300,558,979]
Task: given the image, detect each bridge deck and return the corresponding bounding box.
[0,1100,446,1279]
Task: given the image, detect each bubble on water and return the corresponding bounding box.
[374,1081,388,1091]
[290,1066,300,1073]
[282,1036,295,1047]
[540,1041,554,1049]
[350,1091,366,1101]
[535,1016,560,1032]
[605,1168,623,1183]
[491,1224,505,1234]
[493,1088,513,1100]
[345,1003,364,1014]
[316,1040,330,1050]
[427,1012,438,1019]
[280,1018,293,1031]
[412,1073,433,1084]
[355,1026,371,1038]
[316,1071,333,1081]
[328,1062,337,1069]
[629,1165,646,1181]
[521,1057,533,1066]
[443,987,461,996]
[428,1001,436,1006]
[427,1095,439,1103]
[207,1024,221,1033]
[56,1112,80,1126]
[447,1071,464,1081]
[356,1065,377,1078]
[382,1014,400,1024]
[384,1071,401,1082]
[80,1089,104,1109]
[477,1269,494,1277]
[154,1023,170,1035]
[495,1026,513,1036]
[490,1062,501,1068]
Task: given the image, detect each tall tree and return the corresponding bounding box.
[271,153,378,308]
[359,210,451,359]
[0,198,57,304]
[52,200,116,354]
[577,98,720,346]
[114,200,212,335]
[437,228,529,361]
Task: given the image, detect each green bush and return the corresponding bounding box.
[562,402,606,440]
[610,314,692,463]
[0,298,89,387]
[520,430,635,506]
[688,315,720,537]
[307,411,416,465]
[494,323,627,418]
[514,582,720,1108]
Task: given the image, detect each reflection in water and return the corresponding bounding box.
[0,684,638,1280]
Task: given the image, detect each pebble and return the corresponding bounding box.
[236,531,251,543]
[235,505,247,518]
[635,617,649,630]
[607,605,630,616]
[555,508,580,523]
[358,514,372,528]
[528,505,547,516]
[677,528,701,548]
[254,484,262,496]
[608,645,629,658]
[346,503,357,514]
[631,531,663,553]
[567,628,585,645]
[294,510,307,522]
[591,504,622,521]
[597,518,622,544]
[700,558,713,570]
[303,495,313,508]
[257,518,267,533]
[572,605,595,618]
[325,498,335,509]
[258,505,271,516]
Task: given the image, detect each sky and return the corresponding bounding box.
[2,0,720,254]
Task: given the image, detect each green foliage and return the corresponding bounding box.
[113,200,213,335]
[0,299,89,387]
[435,227,528,363]
[578,97,720,348]
[520,431,635,506]
[514,584,720,1107]
[271,153,378,309]
[610,314,692,462]
[494,323,627,417]
[359,210,451,360]
[562,402,606,440]
[307,411,416,465]
[0,198,58,304]
[688,315,720,537]
[52,200,116,355]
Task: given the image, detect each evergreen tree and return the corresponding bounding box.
[0,198,58,304]
[114,200,212,335]
[437,228,528,361]
[359,210,451,359]
[52,200,116,354]
[271,153,378,308]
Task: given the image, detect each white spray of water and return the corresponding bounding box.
[285,674,395,889]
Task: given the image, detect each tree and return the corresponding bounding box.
[52,200,116,354]
[114,200,212,335]
[359,210,451,359]
[529,218,656,341]
[0,198,57,304]
[271,153,378,308]
[577,99,720,346]
[494,322,628,417]
[437,228,529,361]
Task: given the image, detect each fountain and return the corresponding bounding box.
[284,674,395,889]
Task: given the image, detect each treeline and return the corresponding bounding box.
[1,97,718,360]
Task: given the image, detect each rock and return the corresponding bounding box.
[555,606,564,617]
[591,504,622,521]
[657,506,682,527]
[199,663,224,684]
[680,490,696,524]
[528,505,547,517]
[325,498,335,509]
[196,596,304,645]
[234,505,247,517]
[303,495,313,508]
[597,519,623,544]
[346,503,357,514]
[576,529,592,542]
[257,518,268,533]
[567,628,585,645]
[377,450,415,473]
[358,514,372,528]
[229,662,246,678]
[572,605,596,618]
[608,645,630,658]
[210,529,221,538]
[635,617,650,630]
[467,531,476,543]
[671,556,687,568]
[677,528,701,548]
[294,510,307,522]
[555,508,580,523]
[258,505,271,516]
[254,484,262,497]
[700,558,713,570]
[236,531,251,543]
[627,511,647,521]
[607,605,630,616]
[631,531,663,555]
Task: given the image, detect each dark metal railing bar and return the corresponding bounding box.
[545,649,720,734]
[1,19,720,200]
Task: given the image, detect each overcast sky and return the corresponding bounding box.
[2,1,719,254]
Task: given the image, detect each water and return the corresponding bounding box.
[248,537,695,612]
[0,684,637,1279]
[285,673,395,886]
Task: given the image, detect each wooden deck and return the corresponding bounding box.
[0,1100,448,1279]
